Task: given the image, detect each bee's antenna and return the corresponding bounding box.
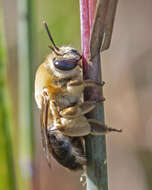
[42,21,59,51]
[48,46,62,56]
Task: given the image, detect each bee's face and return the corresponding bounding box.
[47,46,82,78]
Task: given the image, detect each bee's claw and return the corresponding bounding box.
[102,81,105,86]
[80,172,87,186]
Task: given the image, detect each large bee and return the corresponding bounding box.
[35,21,121,171]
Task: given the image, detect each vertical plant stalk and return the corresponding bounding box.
[0,4,17,190]
[79,0,90,73]
[17,0,35,189]
[79,0,118,189]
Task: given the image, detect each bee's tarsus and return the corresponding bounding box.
[108,127,122,133]
[98,96,106,103]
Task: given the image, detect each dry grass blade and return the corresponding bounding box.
[90,0,118,60]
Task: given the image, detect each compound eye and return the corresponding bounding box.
[53,59,78,71]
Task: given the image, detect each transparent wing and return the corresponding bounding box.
[40,95,52,167]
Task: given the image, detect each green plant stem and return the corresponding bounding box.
[80,1,108,189]
[80,0,119,189]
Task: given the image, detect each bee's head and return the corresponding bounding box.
[51,46,81,71]
[43,21,82,75]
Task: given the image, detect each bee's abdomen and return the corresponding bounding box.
[48,131,86,171]
[52,149,84,171]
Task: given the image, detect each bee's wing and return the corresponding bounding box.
[40,95,52,167]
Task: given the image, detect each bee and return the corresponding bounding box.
[35,21,121,171]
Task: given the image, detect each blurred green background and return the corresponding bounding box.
[1,0,152,190]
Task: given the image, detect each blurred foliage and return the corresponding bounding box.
[0,4,17,190]
[17,0,35,189]
[138,150,152,190]
[3,0,152,190]
[36,0,81,66]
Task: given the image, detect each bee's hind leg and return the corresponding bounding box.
[88,119,122,135]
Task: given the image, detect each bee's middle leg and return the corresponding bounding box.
[60,99,105,118]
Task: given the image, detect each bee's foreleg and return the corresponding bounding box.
[42,88,60,122]
[83,80,105,88]
[88,119,122,135]
[59,106,80,118]
[60,100,105,118]
[67,80,105,91]
[49,100,60,119]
